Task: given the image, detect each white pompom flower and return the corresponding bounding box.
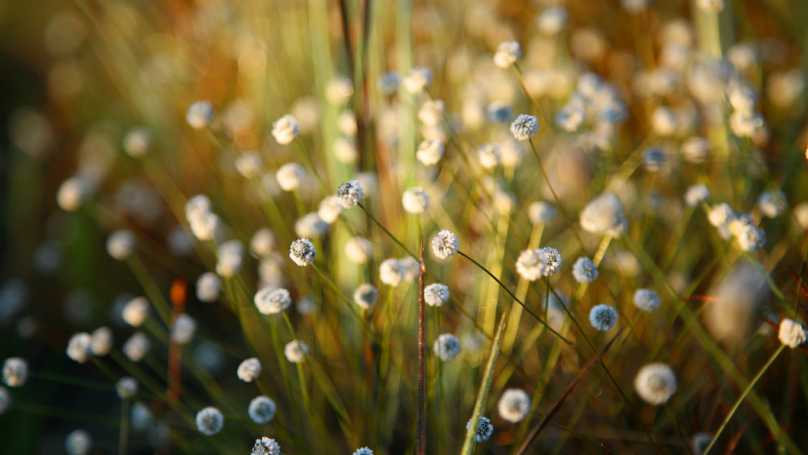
[466,416,494,442]
[494,41,522,69]
[116,377,138,399]
[195,407,224,436]
[2,357,28,387]
[572,257,599,283]
[380,259,406,287]
[432,229,459,260]
[337,180,364,208]
[171,313,197,344]
[237,358,262,382]
[416,139,444,166]
[510,114,539,141]
[634,363,677,406]
[778,319,807,348]
[289,238,316,266]
[633,289,661,312]
[66,332,93,363]
[196,273,222,303]
[515,248,548,281]
[254,287,292,315]
[276,163,305,191]
[252,437,281,455]
[271,115,300,144]
[122,297,150,327]
[497,388,531,423]
[589,304,618,331]
[433,334,461,361]
[284,340,309,363]
[186,101,215,130]
[248,396,277,424]
[424,283,450,307]
[353,284,379,309]
[402,187,430,214]
[107,230,136,260]
[542,247,562,276]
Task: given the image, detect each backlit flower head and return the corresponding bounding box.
[271,115,300,144]
[186,101,214,130]
[542,247,562,276]
[116,377,138,399]
[380,258,405,287]
[248,396,277,424]
[685,184,710,207]
[107,230,136,261]
[510,114,539,141]
[252,437,281,455]
[758,190,786,218]
[337,180,364,208]
[66,332,93,363]
[284,340,309,363]
[318,196,344,224]
[353,284,378,309]
[494,41,521,68]
[418,99,444,127]
[580,193,627,236]
[255,287,292,315]
[432,229,459,260]
[778,318,807,348]
[402,187,430,214]
[289,238,316,266]
[195,407,224,435]
[634,363,677,406]
[345,236,373,264]
[466,416,494,442]
[122,127,151,158]
[2,357,28,387]
[515,248,549,281]
[434,333,461,360]
[416,139,444,166]
[65,429,92,455]
[276,163,305,191]
[91,327,113,356]
[528,202,556,225]
[424,283,450,307]
[572,257,599,283]
[196,272,222,302]
[403,67,432,93]
[681,136,711,164]
[589,304,618,331]
[634,289,661,312]
[123,297,149,327]
[123,332,150,362]
[215,240,244,277]
[237,358,262,382]
[477,142,501,169]
[498,389,531,423]
[171,313,197,344]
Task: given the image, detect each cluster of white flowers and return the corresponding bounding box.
[707,203,766,251]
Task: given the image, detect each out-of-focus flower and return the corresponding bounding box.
[589,304,618,331]
[276,163,305,191]
[284,340,309,363]
[186,101,215,129]
[353,284,378,309]
[271,115,300,144]
[195,407,224,435]
[65,430,92,455]
[778,319,807,348]
[248,396,277,424]
[498,389,530,423]
[634,363,677,405]
[254,288,292,315]
[424,283,450,307]
[432,230,459,260]
[477,143,501,170]
[66,332,93,363]
[123,332,150,362]
[171,314,197,344]
[237,358,262,382]
[572,257,599,283]
[345,237,373,264]
[434,334,461,360]
[758,190,786,218]
[380,259,405,287]
[580,193,627,236]
[403,67,432,93]
[116,377,138,399]
[494,41,521,68]
[634,289,661,312]
[2,357,27,387]
[123,297,149,327]
[402,187,430,214]
[196,273,221,303]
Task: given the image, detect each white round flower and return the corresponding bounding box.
[2,357,27,387]
[432,229,459,260]
[651,107,679,136]
[477,143,501,169]
[466,416,494,442]
[634,363,677,405]
[580,193,627,236]
[317,196,344,224]
[434,333,461,360]
[123,297,149,327]
[195,407,224,435]
[289,238,316,266]
[123,332,151,362]
[337,180,364,208]
[123,127,151,158]
[494,41,521,69]
[424,283,450,307]
[572,257,599,283]
[91,327,113,356]
[589,304,618,331]
[758,190,786,218]
[708,203,736,227]
[295,213,329,239]
[353,284,378,309]
[271,115,300,144]
[402,187,430,214]
[252,437,281,455]
[196,273,221,303]
[380,259,405,287]
[66,332,93,363]
[542,247,562,276]
[510,114,539,141]
[57,177,89,212]
[345,237,373,264]
[65,429,92,455]
[276,163,305,191]
[186,101,214,130]
[116,377,138,399]
[237,358,262,382]
[498,388,531,423]
[418,99,444,127]
[634,289,661,312]
[215,240,244,278]
[528,202,556,225]
[685,184,711,207]
[515,248,548,281]
[416,139,444,166]
[284,340,309,363]
[403,67,432,94]
[778,319,807,348]
[248,396,277,424]
[189,211,220,241]
[255,288,292,315]
[171,313,197,344]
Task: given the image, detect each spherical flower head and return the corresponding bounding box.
[0,386,10,415]
[778,318,807,348]
[237,357,262,382]
[589,304,618,331]
[289,238,316,266]
[433,333,461,361]
[185,194,212,221]
[494,41,522,68]
[196,272,222,303]
[498,389,531,423]
[758,190,786,218]
[252,437,281,455]
[353,448,374,455]
[572,257,599,284]
[186,101,214,130]
[295,213,329,239]
[542,247,562,276]
[337,180,365,209]
[707,203,736,227]
[171,313,197,344]
[685,184,711,207]
[634,289,661,312]
[403,67,432,94]
[123,332,151,362]
[580,193,628,236]
[510,114,539,141]
[466,416,494,442]
[416,139,444,166]
[116,377,138,399]
[276,162,305,192]
[345,236,373,264]
[424,283,450,307]
[91,327,113,356]
[195,407,224,436]
[107,230,136,260]
[123,127,151,158]
[735,223,766,252]
[215,240,244,278]
[528,202,556,225]
[681,136,711,164]
[402,187,430,214]
[353,284,379,309]
[318,196,344,224]
[255,287,292,315]
[284,340,309,363]
[2,357,28,387]
[123,297,150,327]
[66,332,93,363]
[476,142,502,170]
[642,146,668,172]
[380,258,406,287]
[65,429,92,455]
[248,396,277,424]
[418,99,444,127]
[57,177,89,212]
[271,115,300,144]
[634,363,677,406]
[189,211,221,241]
[515,248,549,281]
[432,229,459,260]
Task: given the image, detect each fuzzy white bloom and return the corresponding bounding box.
[2,357,27,387]
[185,194,212,221]
[696,0,724,11]
[235,151,263,179]
[353,448,373,455]
[434,333,461,360]
[91,327,113,356]
[510,114,539,141]
[353,284,378,309]
[403,67,432,93]
[651,107,679,136]
[252,437,281,455]
[66,332,93,363]
[65,429,92,455]
[255,288,292,315]
[196,407,224,435]
[196,273,221,303]
[284,340,309,363]
[515,248,548,281]
[424,283,450,307]
[171,314,197,344]
[334,136,358,164]
[416,139,444,166]
[345,237,373,264]
[123,332,151,362]
[0,386,11,414]
[529,202,556,225]
[249,396,277,424]
[295,213,329,239]
[432,229,459,260]
[729,84,758,113]
[734,221,766,252]
[589,304,618,331]
[729,110,765,138]
[186,101,214,130]
[708,203,736,227]
[337,180,364,208]
[418,99,444,127]
[250,229,276,259]
[634,289,661,312]
[493,191,516,215]
[271,115,300,144]
[318,196,344,224]
[402,187,430,214]
[572,257,599,283]
[400,256,420,281]
[758,190,786,218]
[276,163,305,191]
[542,247,562,276]
[635,363,677,405]
[498,389,531,423]
[189,211,221,241]
[380,259,406,287]
[116,377,138,399]
[580,193,627,236]
[57,177,89,212]
[123,297,150,327]
[216,240,244,278]
[778,319,807,348]
[123,127,151,158]
[642,146,668,172]
[289,238,316,266]
[477,143,502,169]
[237,358,262,382]
[556,102,585,132]
[466,416,494,442]
[494,41,521,68]
[537,6,568,35]
[685,184,711,207]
